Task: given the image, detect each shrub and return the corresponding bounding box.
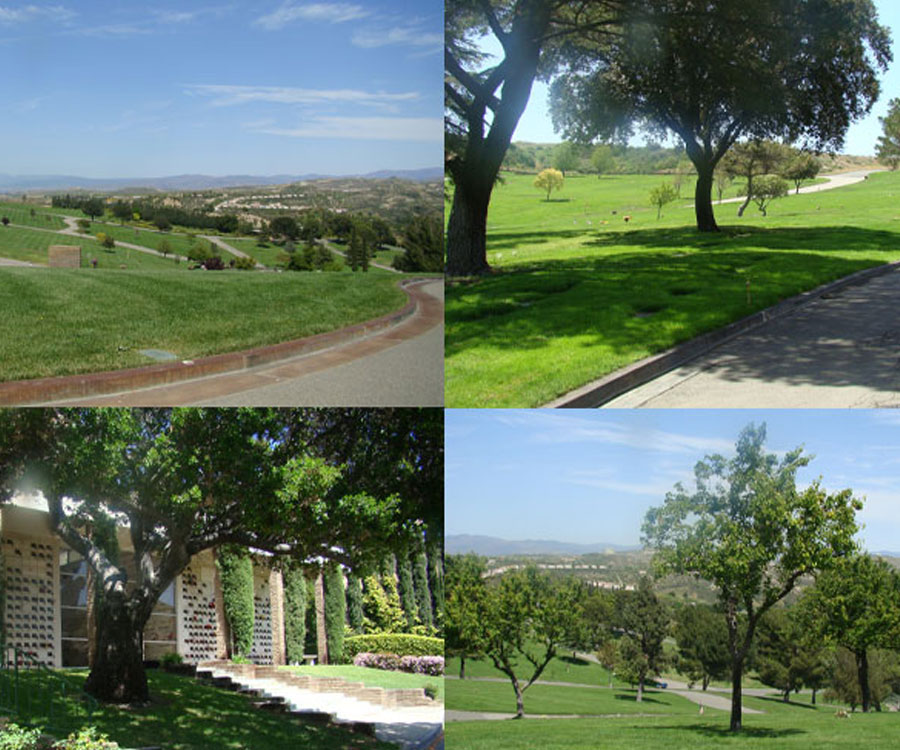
[216,546,254,657]
[1,217,9,227]
[203,256,226,270]
[54,727,118,750]
[353,652,444,676]
[160,651,183,666]
[0,723,42,750]
[76,219,91,232]
[344,634,443,659]
[354,652,402,671]
[234,255,256,270]
[187,242,212,262]
[231,654,252,665]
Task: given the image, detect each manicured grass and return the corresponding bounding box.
[0,225,181,269]
[0,202,66,229]
[445,709,900,750]
[445,170,900,406]
[0,269,406,381]
[282,665,444,701]
[5,669,391,749]
[225,237,290,267]
[82,221,208,259]
[447,678,694,715]
[446,652,618,687]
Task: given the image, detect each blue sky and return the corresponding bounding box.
[446,410,900,554]
[484,0,900,156]
[0,1,441,177]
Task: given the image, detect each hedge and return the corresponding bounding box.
[216,546,254,657]
[343,634,444,659]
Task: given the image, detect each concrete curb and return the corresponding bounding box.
[0,278,432,405]
[544,260,900,408]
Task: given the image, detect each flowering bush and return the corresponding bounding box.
[353,652,444,676]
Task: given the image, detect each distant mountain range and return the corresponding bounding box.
[0,167,442,193]
[446,534,641,556]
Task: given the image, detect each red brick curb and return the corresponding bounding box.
[0,278,434,405]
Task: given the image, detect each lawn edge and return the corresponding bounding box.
[0,277,431,405]
[545,260,900,408]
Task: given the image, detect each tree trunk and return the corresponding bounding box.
[783,688,790,702]
[737,178,753,217]
[83,599,148,703]
[513,677,525,719]
[694,163,719,232]
[315,570,328,665]
[702,675,709,691]
[856,648,871,712]
[811,687,817,705]
[636,676,644,702]
[445,178,492,276]
[729,657,743,732]
[460,655,466,680]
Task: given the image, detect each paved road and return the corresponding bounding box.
[607,265,900,408]
[45,279,443,407]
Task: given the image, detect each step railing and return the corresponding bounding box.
[0,642,98,733]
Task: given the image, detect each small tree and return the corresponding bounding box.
[750,175,789,217]
[157,239,172,258]
[346,571,364,634]
[552,141,579,175]
[153,216,172,232]
[0,217,8,227]
[781,153,821,194]
[714,169,733,204]
[534,168,564,201]
[723,141,791,217]
[876,97,900,170]
[596,640,618,689]
[283,567,308,664]
[674,604,731,691]
[591,144,615,178]
[76,218,91,232]
[613,577,668,702]
[323,562,346,664]
[81,197,105,221]
[649,183,677,219]
[642,423,862,732]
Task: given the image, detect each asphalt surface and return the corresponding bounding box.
[606,264,900,408]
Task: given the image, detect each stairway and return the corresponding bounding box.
[196,661,443,750]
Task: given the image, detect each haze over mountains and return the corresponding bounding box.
[0,167,442,193]
[446,534,641,556]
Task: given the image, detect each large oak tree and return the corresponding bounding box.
[550,0,890,232]
[642,423,861,731]
[0,408,439,704]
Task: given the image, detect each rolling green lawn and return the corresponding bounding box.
[0,225,182,269]
[0,269,406,381]
[446,652,618,687]
[80,221,211,259]
[0,202,66,229]
[282,665,444,701]
[3,669,391,750]
[445,170,900,407]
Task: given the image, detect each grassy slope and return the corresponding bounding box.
[445,170,900,407]
[6,669,391,750]
[283,665,444,701]
[0,270,406,381]
[446,652,618,687]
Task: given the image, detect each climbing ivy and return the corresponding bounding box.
[216,546,254,658]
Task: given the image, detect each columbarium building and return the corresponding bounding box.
[1,498,287,668]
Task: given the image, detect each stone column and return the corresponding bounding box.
[269,568,285,666]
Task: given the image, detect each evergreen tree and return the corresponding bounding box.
[216,546,255,658]
[323,562,346,664]
[426,537,443,632]
[346,571,364,634]
[348,227,362,272]
[283,567,307,664]
[396,553,418,631]
[413,547,433,631]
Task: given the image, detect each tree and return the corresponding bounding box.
[445,0,626,275]
[797,554,900,712]
[346,571,364,634]
[876,97,900,170]
[613,577,668,702]
[551,0,890,232]
[534,168,564,201]
[216,546,255,658]
[300,213,322,243]
[755,607,806,702]
[781,153,821,194]
[97,233,116,250]
[596,640,618,689]
[153,216,171,232]
[749,175,788,217]
[81,197,105,221]
[412,545,434,630]
[642,423,862,731]
[0,408,432,703]
[348,226,363,272]
[673,604,730,691]
[396,553,418,630]
[470,568,582,717]
[591,144,615,177]
[445,554,487,679]
[111,202,132,224]
[552,141,579,175]
[157,239,172,258]
[713,168,732,204]
[394,214,444,273]
[269,216,299,241]
[283,566,308,664]
[826,646,900,712]
[1,217,8,227]
[648,182,677,219]
[720,141,791,217]
[323,561,346,664]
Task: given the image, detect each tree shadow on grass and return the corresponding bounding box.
[558,655,592,667]
[488,229,585,252]
[754,696,819,710]
[612,692,667,705]
[652,723,806,740]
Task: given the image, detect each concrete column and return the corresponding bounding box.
[269,568,285,666]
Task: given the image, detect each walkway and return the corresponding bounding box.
[58,216,189,262]
[605,263,900,408]
[21,279,443,406]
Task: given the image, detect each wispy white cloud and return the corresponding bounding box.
[75,23,152,36]
[254,2,368,30]
[7,95,47,114]
[564,468,684,498]
[185,83,419,108]
[352,25,442,49]
[259,116,441,142]
[153,5,234,25]
[0,4,75,24]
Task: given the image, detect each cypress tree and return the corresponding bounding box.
[413,546,433,631]
[216,546,255,658]
[397,552,418,631]
[427,537,444,632]
[346,571,364,634]
[283,567,307,664]
[323,562,346,664]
